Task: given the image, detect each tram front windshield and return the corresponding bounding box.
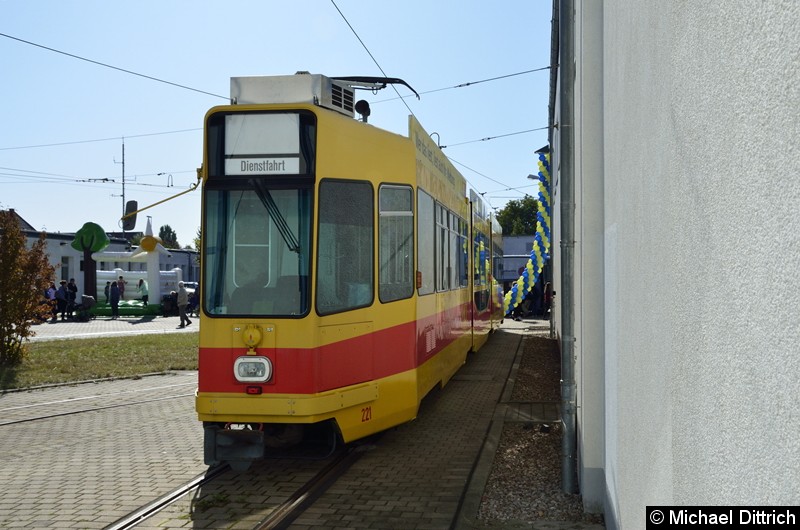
[202,110,315,317]
[204,185,311,316]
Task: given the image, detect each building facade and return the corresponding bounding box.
[549,1,800,528]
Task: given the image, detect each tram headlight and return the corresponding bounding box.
[233,356,272,383]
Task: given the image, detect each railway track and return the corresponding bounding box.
[0,373,205,530]
[253,444,368,530]
[0,372,372,529]
[104,464,231,530]
[103,441,370,530]
[0,379,195,425]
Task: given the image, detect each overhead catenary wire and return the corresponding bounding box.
[0,41,538,155]
[0,128,202,151]
[327,4,544,205]
[330,0,416,117]
[2,23,537,209]
[0,32,228,101]
[1,122,542,153]
[447,156,540,205]
[483,184,540,195]
[372,67,551,103]
[440,126,549,148]
[448,156,522,192]
[1,83,538,197]
[0,166,192,189]
[0,173,179,195]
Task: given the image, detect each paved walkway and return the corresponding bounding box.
[28,313,198,342]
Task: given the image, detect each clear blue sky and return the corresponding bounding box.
[1,1,552,246]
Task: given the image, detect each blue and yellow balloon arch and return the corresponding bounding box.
[503,152,552,316]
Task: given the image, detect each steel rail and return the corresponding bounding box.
[0,393,194,426]
[253,444,369,530]
[104,464,230,530]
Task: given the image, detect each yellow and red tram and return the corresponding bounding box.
[196,74,504,469]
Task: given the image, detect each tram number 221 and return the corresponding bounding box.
[361,406,372,422]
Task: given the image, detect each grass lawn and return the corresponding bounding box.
[0,333,198,391]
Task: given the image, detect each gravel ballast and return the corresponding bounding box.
[477,328,605,528]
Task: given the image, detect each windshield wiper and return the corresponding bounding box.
[250,179,300,253]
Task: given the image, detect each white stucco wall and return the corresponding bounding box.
[574,0,606,513]
[602,4,680,525]
[560,1,799,527]
[666,0,798,503]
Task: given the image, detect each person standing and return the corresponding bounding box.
[187,289,199,317]
[56,280,69,321]
[46,282,57,322]
[137,279,149,306]
[118,276,126,300]
[109,281,120,320]
[104,281,111,303]
[176,281,192,328]
[67,278,78,319]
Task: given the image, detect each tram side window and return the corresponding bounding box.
[432,202,468,293]
[317,180,374,315]
[417,189,435,296]
[459,218,468,287]
[492,240,504,282]
[379,185,414,303]
[447,212,461,289]
[436,204,449,291]
[474,231,489,312]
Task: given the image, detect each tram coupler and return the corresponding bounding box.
[204,424,264,471]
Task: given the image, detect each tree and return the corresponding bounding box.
[129,233,143,247]
[0,212,55,366]
[71,222,110,300]
[159,225,179,249]
[496,195,540,236]
[193,227,201,264]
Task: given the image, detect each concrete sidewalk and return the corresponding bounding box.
[28,313,198,342]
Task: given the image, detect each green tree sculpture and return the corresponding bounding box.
[0,211,55,367]
[71,222,110,300]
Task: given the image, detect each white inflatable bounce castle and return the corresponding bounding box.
[91,218,184,304]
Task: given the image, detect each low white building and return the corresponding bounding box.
[6,209,199,301]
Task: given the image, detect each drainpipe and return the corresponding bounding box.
[559,0,578,494]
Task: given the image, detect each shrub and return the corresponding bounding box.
[0,212,54,366]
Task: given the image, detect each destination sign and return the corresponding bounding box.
[225,157,299,175]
